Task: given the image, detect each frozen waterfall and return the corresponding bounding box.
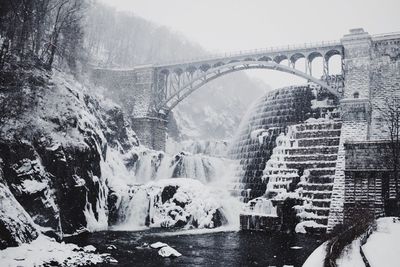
[105,144,242,231]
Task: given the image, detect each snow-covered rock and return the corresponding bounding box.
[150,242,168,249]
[0,235,108,266]
[295,221,326,234]
[114,178,241,230]
[83,245,97,253]
[0,177,39,249]
[107,244,117,250]
[158,245,182,257]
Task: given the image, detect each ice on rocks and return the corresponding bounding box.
[114,178,241,230]
[107,245,117,250]
[83,245,97,252]
[158,245,182,257]
[150,242,168,249]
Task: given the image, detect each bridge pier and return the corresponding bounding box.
[90,67,170,151]
[131,116,167,151]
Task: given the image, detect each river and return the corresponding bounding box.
[66,229,324,267]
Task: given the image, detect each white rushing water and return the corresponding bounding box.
[101,143,242,232]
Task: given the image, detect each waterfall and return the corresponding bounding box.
[107,144,242,231]
[117,187,149,230]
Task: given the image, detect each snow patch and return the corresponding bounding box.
[362,217,400,267]
[158,246,182,257]
[0,236,108,267]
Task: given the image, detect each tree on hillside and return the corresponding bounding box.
[0,0,87,72]
[83,2,205,67]
[376,96,400,214]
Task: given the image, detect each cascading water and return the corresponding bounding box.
[106,142,242,231]
[229,85,317,202]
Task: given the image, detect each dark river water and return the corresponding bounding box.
[66,229,324,267]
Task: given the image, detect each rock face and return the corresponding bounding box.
[0,163,39,249]
[0,63,139,241]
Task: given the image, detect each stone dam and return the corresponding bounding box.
[91,28,400,234]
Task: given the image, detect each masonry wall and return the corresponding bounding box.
[131,117,167,151]
[91,68,155,117]
[91,68,169,150]
[327,120,369,231]
[369,39,400,139]
[343,141,397,225]
[326,29,400,231]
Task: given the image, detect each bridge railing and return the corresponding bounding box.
[372,31,400,40]
[156,39,341,67]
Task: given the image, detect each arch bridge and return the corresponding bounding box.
[153,41,344,113]
[91,28,400,151]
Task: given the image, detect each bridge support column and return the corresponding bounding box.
[131,116,167,151]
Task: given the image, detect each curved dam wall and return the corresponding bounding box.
[229,85,330,202]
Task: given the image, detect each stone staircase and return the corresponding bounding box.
[229,85,315,202]
[263,119,342,232]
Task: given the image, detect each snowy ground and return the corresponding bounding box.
[302,241,327,267]
[336,238,364,267]
[362,217,400,266]
[0,236,115,267]
[303,217,400,267]
[303,238,364,267]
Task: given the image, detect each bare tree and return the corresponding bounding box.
[376,96,400,205]
[0,0,86,72]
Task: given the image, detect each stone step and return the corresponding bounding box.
[310,199,331,208]
[303,191,332,199]
[287,146,339,155]
[239,176,266,185]
[285,154,338,162]
[306,175,335,184]
[302,183,334,191]
[308,168,336,176]
[305,208,330,217]
[295,129,341,139]
[297,137,340,147]
[287,161,337,169]
[294,122,342,132]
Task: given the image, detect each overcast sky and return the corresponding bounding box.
[100,0,400,88]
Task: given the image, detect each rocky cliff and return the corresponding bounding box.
[0,60,140,246]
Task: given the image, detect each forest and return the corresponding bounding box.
[0,0,204,74]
